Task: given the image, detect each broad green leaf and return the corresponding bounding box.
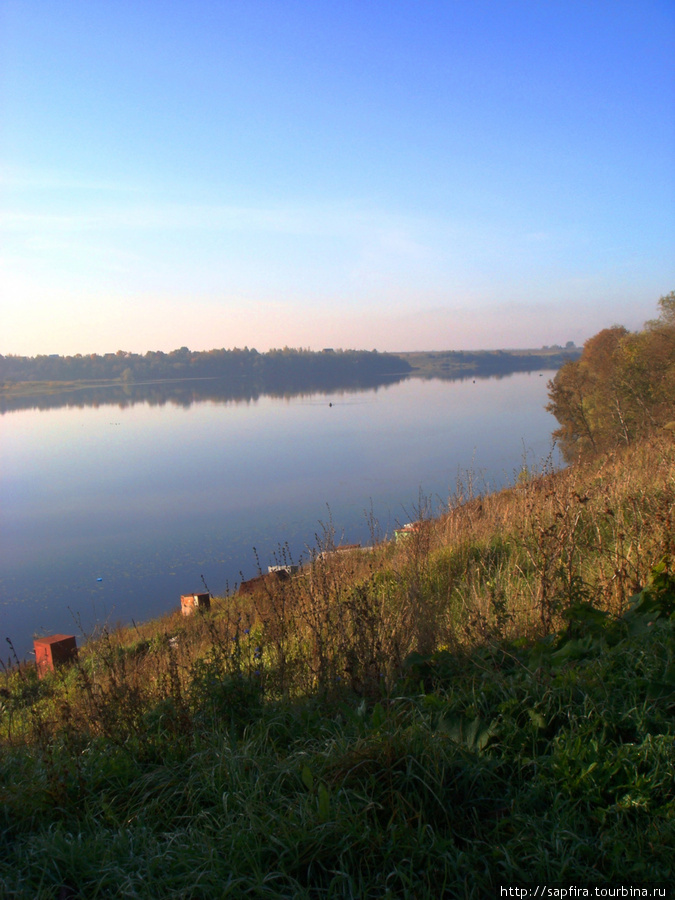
[527,709,546,730]
[371,702,385,730]
[301,765,314,792]
[317,783,330,821]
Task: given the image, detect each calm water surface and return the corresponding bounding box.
[0,373,559,659]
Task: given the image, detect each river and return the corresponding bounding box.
[0,371,560,660]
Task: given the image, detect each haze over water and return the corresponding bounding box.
[1,373,558,660]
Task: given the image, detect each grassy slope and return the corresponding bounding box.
[1,434,674,898]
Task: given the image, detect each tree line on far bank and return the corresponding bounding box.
[547,291,675,461]
[0,346,411,388]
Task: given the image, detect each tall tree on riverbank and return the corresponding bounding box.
[547,292,675,461]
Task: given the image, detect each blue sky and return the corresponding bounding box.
[1,0,673,355]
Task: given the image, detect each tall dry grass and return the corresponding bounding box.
[2,432,673,747]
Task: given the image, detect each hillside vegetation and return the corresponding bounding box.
[1,297,674,897]
[548,291,675,461]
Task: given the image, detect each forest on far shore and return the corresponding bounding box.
[0,344,581,394]
[0,346,410,388]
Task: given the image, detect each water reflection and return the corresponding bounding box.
[0,371,408,414]
[0,373,559,659]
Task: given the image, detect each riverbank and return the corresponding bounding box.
[1,432,673,896]
[396,345,581,378]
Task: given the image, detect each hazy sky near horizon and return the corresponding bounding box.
[1,1,674,356]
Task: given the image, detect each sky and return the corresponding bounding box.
[1,1,674,356]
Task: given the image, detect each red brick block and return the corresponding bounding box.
[180,592,211,616]
[34,634,78,678]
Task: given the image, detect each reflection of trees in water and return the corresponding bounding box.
[0,347,414,412]
[0,372,408,414]
[0,346,581,413]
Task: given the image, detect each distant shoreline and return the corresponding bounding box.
[395,346,581,379]
[0,346,580,399]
